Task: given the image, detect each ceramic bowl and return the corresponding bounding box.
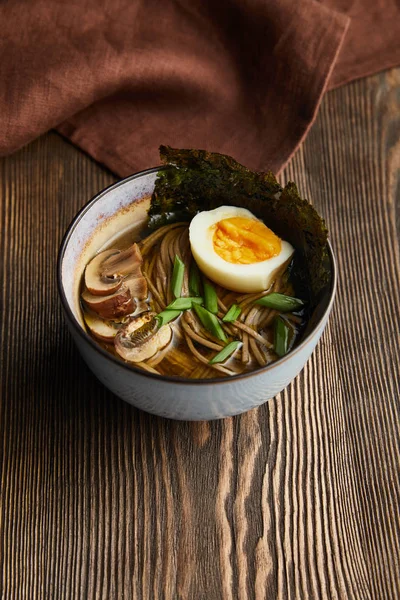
[57,168,337,421]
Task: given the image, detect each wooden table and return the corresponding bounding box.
[1,68,399,600]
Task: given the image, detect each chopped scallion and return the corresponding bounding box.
[203,280,218,314]
[209,341,242,364]
[274,316,290,357]
[156,310,182,327]
[222,304,241,322]
[167,297,204,311]
[193,304,227,342]
[189,261,202,297]
[171,255,185,298]
[255,292,304,312]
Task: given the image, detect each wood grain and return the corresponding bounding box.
[1,69,399,600]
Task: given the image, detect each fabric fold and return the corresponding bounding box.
[0,0,398,176]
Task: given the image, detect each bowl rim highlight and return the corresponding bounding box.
[57,167,337,387]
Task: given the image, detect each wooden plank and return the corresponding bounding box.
[0,69,399,599]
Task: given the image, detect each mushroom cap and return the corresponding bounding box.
[84,243,144,297]
[101,243,143,278]
[84,249,124,296]
[115,312,172,363]
[81,286,135,319]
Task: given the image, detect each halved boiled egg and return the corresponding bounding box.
[189,206,294,293]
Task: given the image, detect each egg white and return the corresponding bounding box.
[189,206,294,293]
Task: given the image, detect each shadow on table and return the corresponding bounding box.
[20,322,232,449]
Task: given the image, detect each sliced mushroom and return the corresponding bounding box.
[84,243,143,296]
[82,286,135,319]
[115,311,172,363]
[84,249,124,296]
[101,243,143,278]
[125,274,148,300]
[83,312,122,342]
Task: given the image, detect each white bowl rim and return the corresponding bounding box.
[57,167,337,387]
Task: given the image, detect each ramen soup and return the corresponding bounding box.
[80,204,309,379]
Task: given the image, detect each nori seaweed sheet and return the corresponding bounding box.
[149,146,330,304]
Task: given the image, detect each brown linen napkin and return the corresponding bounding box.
[0,0,399,176]
[323,0,400,89]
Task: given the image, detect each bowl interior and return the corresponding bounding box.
[61,169,158,328]
[59,168,336,375]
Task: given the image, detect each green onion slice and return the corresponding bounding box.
[203,280,218,314]
[255,292,304,312]
[156,310,182,327]
[209,341,242,365]
[193,304,227,343]
[222,304,241,322]
[189,261,202,297]
[274,316,290,357]
[167,297,204,311]
[171,255,185,298]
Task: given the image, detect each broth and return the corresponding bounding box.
[80,220,307,379]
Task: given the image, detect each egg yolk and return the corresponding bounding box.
[212,217,281,264]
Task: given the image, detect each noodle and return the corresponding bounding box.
[136,362,160,375]
[161,227,180,269]
[217,297,228,313]
[286,313,302,324]
[83,222,305,379]
[184,334,236,376]
[139,222,186,255]
[143,272,166,311]
[141,223,284,375]
[249,337,267,366]
[181,319,224,351]
[216,311,273,349]
[241,333,249,364]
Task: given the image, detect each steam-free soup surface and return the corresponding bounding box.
[80,220,307,379]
